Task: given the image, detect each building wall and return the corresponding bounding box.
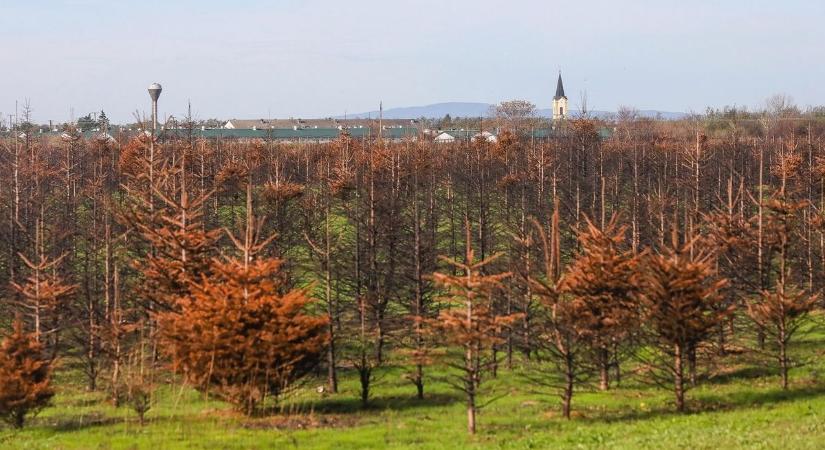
[552,97,568,120]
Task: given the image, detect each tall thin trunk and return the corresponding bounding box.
[325,186,337,393]
[598,347,609,391]
[413,160,425,398]
[562,349,574,419]
[465,262,477,435]
[757,143,766,349]
[674,343,685,412]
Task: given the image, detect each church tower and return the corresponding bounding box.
[552,72,568,121]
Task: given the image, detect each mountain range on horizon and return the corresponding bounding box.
[331,102,687,121]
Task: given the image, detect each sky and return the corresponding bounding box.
[1,0,824,123]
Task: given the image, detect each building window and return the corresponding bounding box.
[559,107,564,116]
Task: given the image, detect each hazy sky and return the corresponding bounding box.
[2,0,824,123]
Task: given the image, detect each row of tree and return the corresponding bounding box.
[0,109,823,433]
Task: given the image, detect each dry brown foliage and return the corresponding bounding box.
[0,319,54,428]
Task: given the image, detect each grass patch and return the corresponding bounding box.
[3,335,825,449]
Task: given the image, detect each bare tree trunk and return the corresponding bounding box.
[111,261,121,405]
[324,183,337,393]
[632,144,639,252]
[467,390,476,434]
[325,293,337,393]
[598,347,609,391]
[466,259,477,434]
[757,143,766,349]
[359,363,370,408]
[779,323,789,390]
[413,163,425,399]
[688,342,697,387]
[562,350,574,419]
[674,343,685,412]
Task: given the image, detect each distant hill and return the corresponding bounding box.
[335,102,492,120]
[332,102,686,121]
[535,108,687,120]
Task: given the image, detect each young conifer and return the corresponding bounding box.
[0,319,55,428]
[639,233,731,411]
[156,180,328,415]
[429,224,519,434]
[559,215,640,391]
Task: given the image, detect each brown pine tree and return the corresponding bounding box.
[11,250,76,352]
[156,181,328,415]
[748,286,819,390]
[0,318,55,428]
[559,215,640,391]
[122,140,218,314]
[120,137,219,394]
[528,208,594,419]
[639,235,732,412]
[428,225,519,434]
[749,194,819,389]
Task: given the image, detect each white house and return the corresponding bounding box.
[434,132,456,143]
[473,131,497,143]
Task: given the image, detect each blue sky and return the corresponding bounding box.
[1,0,824,123]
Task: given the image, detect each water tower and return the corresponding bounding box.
[148,82,162,133]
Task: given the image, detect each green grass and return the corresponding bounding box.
[3,336,825,449]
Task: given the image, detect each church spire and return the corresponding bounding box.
[552,71,568,121]
[554,72,566,100]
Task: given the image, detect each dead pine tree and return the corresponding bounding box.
[749,284,819,390]
[405,140,439,400]
[0,318,55,428]
[704,178,758,357]
[527,212,595,419]
[302,135,357,395]
[156,177,328,415]
[559,215,640,391]
[122,343,154,426]
[350,292,379,409]
[121,136,221,390]
[749,197,819,389]
[122,137,218,314]
[11,219,76,357]
[639,232,732,412]
[428,224,519,434]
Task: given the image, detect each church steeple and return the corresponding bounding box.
[552,72,568,121]
[554,73,566,100]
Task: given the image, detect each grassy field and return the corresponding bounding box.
[2,333,825,449]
